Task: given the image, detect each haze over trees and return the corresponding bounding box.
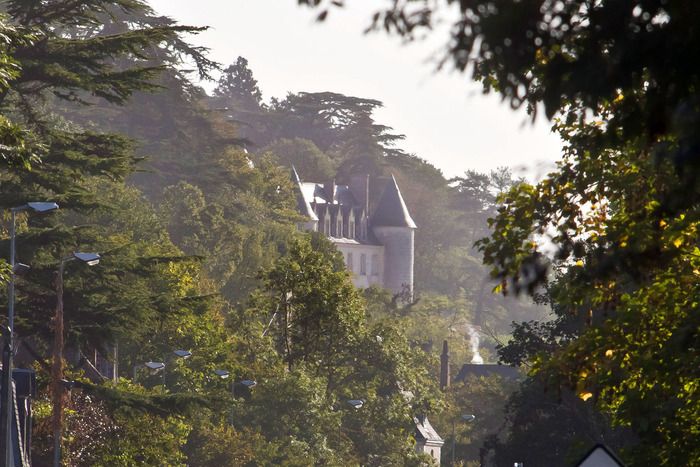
[0,0,546,465]
[5,0,690,464]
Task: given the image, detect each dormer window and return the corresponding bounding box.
[336,218,343,237]
[324,216,330,235]
[348,221,355,239]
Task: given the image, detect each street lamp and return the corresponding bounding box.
[213,369,230,379]
[347,399,364,410]
[451,413,476,467]
[132,350,192,387]
[144,361,166,371]
[240,379,257,389]
[162,349,191,387]
[214,371,257,425]
[1,201,58,467]
[52,251,100,467]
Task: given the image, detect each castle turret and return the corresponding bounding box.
[370,175,416,298]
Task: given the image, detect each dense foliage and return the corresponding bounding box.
[295,0,700,464]
[0,1,552,465]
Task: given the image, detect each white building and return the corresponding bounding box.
[292,168,416,297]
[414,415,444,465]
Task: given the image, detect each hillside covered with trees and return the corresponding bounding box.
[20,0,700,465]
[0,1,554,465]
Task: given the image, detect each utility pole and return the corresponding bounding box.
[1,209,18,467]
[1,202,58,467]
[51,263,66,467]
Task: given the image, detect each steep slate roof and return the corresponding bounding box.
[413,416,443,444]
[334,185,356,205]
[370,175,417,228]
[292,166,318,221]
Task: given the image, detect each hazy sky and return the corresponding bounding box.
[149,0,562,179]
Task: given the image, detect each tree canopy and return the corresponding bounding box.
[299,1,700,464]
[0,1,569,464]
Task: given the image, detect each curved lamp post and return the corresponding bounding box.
[53,252,100,467]
[163,349,191,387]
[132,349,192,387]
[1,201,58,467]
[213,370,257,397]
[214,370,257,425]
[451,413,476,467]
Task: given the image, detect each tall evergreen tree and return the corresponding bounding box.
[213,56,263,111]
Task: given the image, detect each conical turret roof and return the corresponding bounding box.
[370,175,416,228]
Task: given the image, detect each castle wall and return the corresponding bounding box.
[371,226,414,296]
[334,242,384,289]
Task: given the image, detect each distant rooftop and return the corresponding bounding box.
[414,415,443,444]
[454,364,522,382]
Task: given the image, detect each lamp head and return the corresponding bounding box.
[173,349,192,359]
[347,399,364,410]
[73,252,100,266]
[240,379,257,389]
[144,361,165,371]
[26,202,59,213]
[13,263,30,275]
[214,369,230,379]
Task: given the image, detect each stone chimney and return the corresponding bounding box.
[440,340,450,391]
[324,179,336,202]
[350,174,369,215]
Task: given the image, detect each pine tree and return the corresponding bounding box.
[213,56,263,111]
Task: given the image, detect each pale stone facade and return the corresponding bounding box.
[372,226,414,296]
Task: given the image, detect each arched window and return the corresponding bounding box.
[371,254,379,276]
[348,221,355,239]
[337,218,343,237]
[360,254,367,275]
[324,216,330,235]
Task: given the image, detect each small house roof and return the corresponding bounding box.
[455,364,522,382]
[414,416,443,444]
[292,167,319,221]
[575,444,625,467]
